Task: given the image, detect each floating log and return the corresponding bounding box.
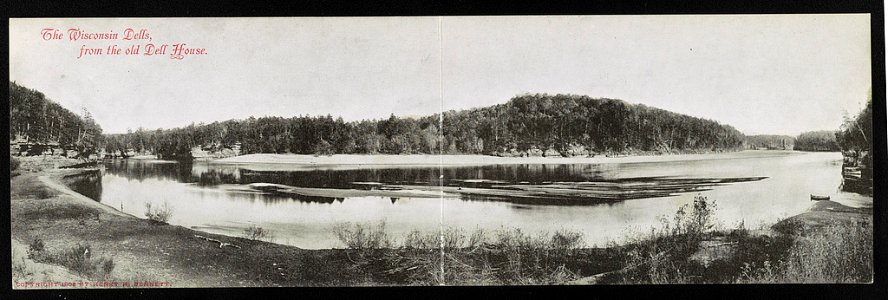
[810,194,830,201]
[194,234,241,249]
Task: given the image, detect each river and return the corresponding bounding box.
[68,150,872,249]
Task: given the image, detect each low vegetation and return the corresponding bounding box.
[25,238,115,279]
[331,195,871,285]
[332,221,394,250]
[332,221,600,285]
[144,201,174,224]
[11,155,21,177]
[10,173,57,200]
[738,220,872,283]
[242,224,274,242]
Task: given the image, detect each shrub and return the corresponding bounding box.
[332,220,392,249]
[11,155,21,171]
[35,187,55,199]
[27,238,46,260]
[400,228,487,250]
[101,256,115,276]
[40,243,116,278]
[144,201,174,224]
[59,244,93,275]
[402,230,438,249]
[242,224,273,242]
[772,218,806,235]
[614,195,718,284]
[551,229,584,251]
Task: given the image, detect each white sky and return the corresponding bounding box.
[10,15,871,135]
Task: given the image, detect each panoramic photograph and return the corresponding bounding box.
[9,15,873,287]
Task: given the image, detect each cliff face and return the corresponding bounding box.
[190,144,242,160]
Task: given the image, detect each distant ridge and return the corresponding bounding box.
[101,93,746,159]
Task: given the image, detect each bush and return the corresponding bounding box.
[59,244,93,275]
[402,230,438,249]
[551,229,584,251]
[101,256,115,276]
[614,195,718,284]
[27,238,46,260]
[144,201,174,224]
[242,224,273,242]
[35,187,56,199]
[332,220,392,249]
[41,243,115,278]
[401,228,487,250]
[11,155,21,171]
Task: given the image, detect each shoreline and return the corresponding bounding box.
[11,168,364,287]
[209,150,807,169]
[10,163,871,286]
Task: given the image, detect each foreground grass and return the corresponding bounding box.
[738,210,872,283]
[331,196,872,285]
[332,222,622,285]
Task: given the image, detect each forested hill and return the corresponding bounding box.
[744,135,795,150]
[9,81,103,157]
[103,93,746,159]
[794,130,840,152]
[443,94,744,156]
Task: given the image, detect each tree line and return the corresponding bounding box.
[744,135,794,150]
[8,81,103,157]
[12,81,867,161]
[791,89,871,153]
[102,93,746,159]
[794,130,840,151]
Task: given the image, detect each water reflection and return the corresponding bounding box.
[71,151,872,249]
[64,170,102,201]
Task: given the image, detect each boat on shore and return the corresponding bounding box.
[810,194,830,201]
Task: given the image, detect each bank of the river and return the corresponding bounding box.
[11,167,626,286]
[212,150,798,170]
[774,200,872,232]
[10,168,373,287]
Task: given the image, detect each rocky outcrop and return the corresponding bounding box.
[191,144,242,160]
[492,144,595,158]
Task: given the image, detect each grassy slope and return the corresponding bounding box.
[11,170,366,287]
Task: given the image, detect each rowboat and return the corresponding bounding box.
[810,194,830,201]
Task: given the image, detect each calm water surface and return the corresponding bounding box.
[74,151,871,249]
